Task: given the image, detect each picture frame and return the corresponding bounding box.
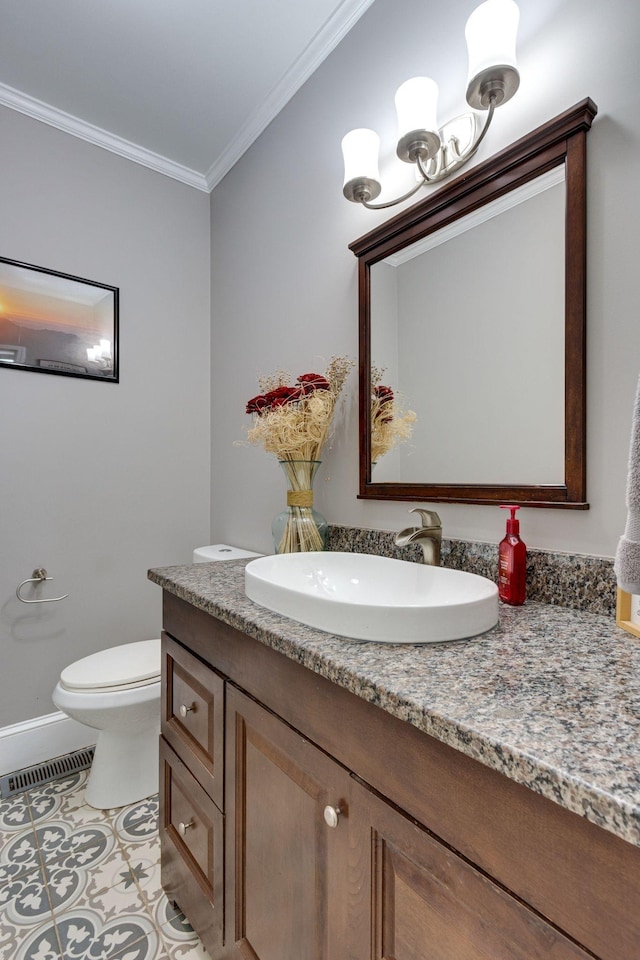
[0,256,119,382]
[616,588,640,639]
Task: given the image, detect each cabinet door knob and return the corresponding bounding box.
[179,703,194,718]
[178,819,194,836]
[323,805,341,829]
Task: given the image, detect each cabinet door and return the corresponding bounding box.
[352,780,593,960]
[160,737,224,957]
[162,631,225,807]
[225,686,366,960]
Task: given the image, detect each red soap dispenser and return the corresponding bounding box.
[498,505,526,605]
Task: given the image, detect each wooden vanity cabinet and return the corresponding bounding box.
[224,686,358,960]
[160,631,226,956]
[161,632,224,806]
[159,592,640,960]
[224,690,591,960]
[352,781,592,960]
[159,738,224,952]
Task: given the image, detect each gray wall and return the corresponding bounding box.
[210,0,640,558]
[0,107,211,726]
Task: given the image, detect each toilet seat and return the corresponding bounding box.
[60,638,161,693]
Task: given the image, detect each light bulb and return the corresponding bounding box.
[341,128,382,203]
[395,77,440,163]
[465,0,520,109]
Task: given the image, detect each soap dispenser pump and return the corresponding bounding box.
[498,505,526,605]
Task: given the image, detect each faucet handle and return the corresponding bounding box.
[410,508,441,530]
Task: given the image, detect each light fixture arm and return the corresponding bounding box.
[417,95,496,183]
[361,177,426,211]
[360,97,497,210]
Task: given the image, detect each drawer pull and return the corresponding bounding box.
[178,819,194,837]
[179,703,195,718]
[323,805,341,829]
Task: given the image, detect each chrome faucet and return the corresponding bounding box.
[395,508,442,566]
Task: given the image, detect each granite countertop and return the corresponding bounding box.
[148,558,640,849]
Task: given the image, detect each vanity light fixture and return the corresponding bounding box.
[341,0,520,209]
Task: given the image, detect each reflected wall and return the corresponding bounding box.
[371,172,565,485]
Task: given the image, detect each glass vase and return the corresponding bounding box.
[272,460,328,554]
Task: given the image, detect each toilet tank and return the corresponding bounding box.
[193,544,262,563]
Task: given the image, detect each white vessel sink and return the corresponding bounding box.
[245,552,498,644]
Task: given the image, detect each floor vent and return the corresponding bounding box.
[0,747,95,799]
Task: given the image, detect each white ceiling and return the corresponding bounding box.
[0,0,375,192]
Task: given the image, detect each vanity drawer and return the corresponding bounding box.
[159,737,223,956]
[162,632,224,807]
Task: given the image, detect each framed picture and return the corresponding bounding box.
[616,588,640,639]
[0,256,118,382]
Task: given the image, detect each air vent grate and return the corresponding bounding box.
[0,747,95,799]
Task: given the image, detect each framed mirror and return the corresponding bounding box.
[0,257,119,382]
[352,99,597,507]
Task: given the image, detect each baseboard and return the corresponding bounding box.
[0,712,96,776]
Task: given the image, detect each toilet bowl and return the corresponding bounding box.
[52,638,161,810]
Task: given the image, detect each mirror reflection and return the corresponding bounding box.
[370,167,566,485]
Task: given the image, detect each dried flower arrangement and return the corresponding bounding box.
[371,364,417,463]
[244,356,354,552]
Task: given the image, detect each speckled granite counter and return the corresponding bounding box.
[148,558,640,849]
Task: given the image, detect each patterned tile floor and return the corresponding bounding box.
[0,771,206,960]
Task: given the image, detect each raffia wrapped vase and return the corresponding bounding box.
[272,460,328,554]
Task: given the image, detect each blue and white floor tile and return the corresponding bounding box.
[0,795,31,836]
[0,771,206,960]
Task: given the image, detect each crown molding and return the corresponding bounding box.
[205,0,376,191]
[0,81,210,192]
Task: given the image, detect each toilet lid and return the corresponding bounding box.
[60,638,161,691]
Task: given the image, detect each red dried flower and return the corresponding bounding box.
[374,384,394,404]
[297,373,330,394]
[373,384,394,423]
[264,385,302,408]
[246,394,270,414]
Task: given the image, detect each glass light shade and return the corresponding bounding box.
[341,128,380,186]
[341,128,382,202]
[465,0,519,108]
[395,77,439,142]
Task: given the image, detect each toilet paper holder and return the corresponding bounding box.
[16,568,69,604]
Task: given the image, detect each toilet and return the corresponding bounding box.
[52,637,161,809]
[52,545,262,810]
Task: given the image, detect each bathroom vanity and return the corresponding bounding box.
[149,559,640,960]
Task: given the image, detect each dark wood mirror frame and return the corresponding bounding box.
[352,98,597,508]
